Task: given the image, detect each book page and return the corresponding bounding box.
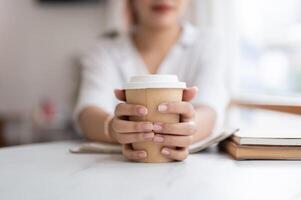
[227,107,301,138]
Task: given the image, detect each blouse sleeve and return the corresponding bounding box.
[190,35,229,132]
[73,44,118,127]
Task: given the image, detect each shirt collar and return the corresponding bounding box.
[121,21,199,53]
[177,21,199,48]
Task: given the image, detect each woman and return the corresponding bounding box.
[75,0,228,161]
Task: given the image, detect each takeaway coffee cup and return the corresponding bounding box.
[123,75,186,163]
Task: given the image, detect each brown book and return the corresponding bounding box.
[220,140,301,160]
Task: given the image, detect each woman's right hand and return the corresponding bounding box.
[110,89,154,161]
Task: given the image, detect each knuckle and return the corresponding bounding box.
[182,135,193,146]
[187,135,194,145]
[129,151,140,160]
[122,146,138,161]
[133,133,141,142]
[130,105,138,115]
[162,123,170,132]
[116,134,126,144]
[119,133,145,144]
[181,150,189,160]
[133,122,141,131]
[126,154,137,161]
[190,110,196,118]
[134,122,149,132]
[112,119,124,132]
[186,129,193,136]
[177,149,188,160]
[187,122,197,135]
[111,118,119,132]
[167,103,176,111]
[134,151,142,160]
[125,152,134,160]
[139,132,147,141]
[129,105,136,114]
[115,103,124,116]
[173,149,188,161]
[187,103,195,117]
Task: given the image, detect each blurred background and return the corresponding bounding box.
[0,0,301,147]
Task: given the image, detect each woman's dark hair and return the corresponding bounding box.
[102,0,137,39]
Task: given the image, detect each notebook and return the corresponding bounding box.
[222,107,301,160]
[227,107,301,146]
[220,140,301,160]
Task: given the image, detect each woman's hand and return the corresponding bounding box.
[111,89,154,161]
[152,87,198,161]
[112,87,198,162]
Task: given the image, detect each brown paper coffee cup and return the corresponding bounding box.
[123,75,186,163]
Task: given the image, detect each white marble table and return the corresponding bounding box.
[1,141,301,200]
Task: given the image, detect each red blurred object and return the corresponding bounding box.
[41,98,56,122]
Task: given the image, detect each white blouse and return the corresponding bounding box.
[75,22,229,138]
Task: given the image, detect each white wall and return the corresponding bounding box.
[0,0,235,115]
[0,0,105,115]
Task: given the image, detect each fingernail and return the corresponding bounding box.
[161,148,170,155]
[138,151,147,158]
[153,135,164,143]
[158,104,168,112]
[144,132,154,140]
[143,123,153,131]
[153,123,162,132]
[138,107,147,115]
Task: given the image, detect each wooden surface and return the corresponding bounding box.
[1,141,301,200]
[230,100,301,115]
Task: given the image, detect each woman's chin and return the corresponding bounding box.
[147,19,179,29]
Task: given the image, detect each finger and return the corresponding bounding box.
[182,87,198,102]
[122,144,147,161]
[153,121,196,136]
[161,147,189,161]
[158,102,195,120]
[112,118,153,133]
[153,134,193,147]
[116,132,154,144]
[115,103,148,117]
[114,89,126,101]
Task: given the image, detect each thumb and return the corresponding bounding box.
[182,86,198,102]
[114,89,126,101]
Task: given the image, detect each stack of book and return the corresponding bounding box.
[221,107,301,160]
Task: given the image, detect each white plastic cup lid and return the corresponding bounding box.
[123,75,186,89]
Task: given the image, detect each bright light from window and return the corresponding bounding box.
[234,0,301,95]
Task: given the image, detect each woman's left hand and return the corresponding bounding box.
[152,87,198,161]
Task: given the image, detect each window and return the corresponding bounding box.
[234,0,301,96]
